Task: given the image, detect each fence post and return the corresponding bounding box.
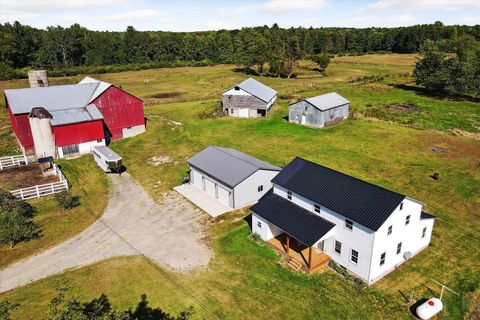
[51,184,54,193]
[36,185,40,198]
[0,160,2,170]
[24,154,27,165]
[20,189,24,200]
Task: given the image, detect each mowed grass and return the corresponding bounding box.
[0,54,479,319]
[0,156,109,268]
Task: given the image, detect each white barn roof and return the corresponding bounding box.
[225,78,277,103]
[304,92,349,111]
[5,77,112,115]
[78,76,111,102]
[187,146,281,188]
[49,104,104,126]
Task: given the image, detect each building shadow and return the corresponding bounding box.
[244,213,253,231]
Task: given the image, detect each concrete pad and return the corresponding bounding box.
[174,184,232,217]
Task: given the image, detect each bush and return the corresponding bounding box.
[0,62,15,80]
[0,189,41,248]
[55,191,80,210]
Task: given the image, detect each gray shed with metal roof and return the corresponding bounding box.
[289,92,349,128]
[222,78,277,118]
[187,146,281,208]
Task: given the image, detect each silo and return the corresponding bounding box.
[28,70,49,88]
[29,108,56,158]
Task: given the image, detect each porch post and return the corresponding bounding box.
[286,235,290,254]
[308,246,312,271]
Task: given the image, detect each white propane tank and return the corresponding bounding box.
[416,298,443,320]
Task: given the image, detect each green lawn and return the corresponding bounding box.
[0,54,479,319]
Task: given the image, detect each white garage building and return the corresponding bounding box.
[187,146,281,209]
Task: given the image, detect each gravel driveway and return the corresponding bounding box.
[0,173,212,293]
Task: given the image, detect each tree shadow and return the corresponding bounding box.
[232,67,259,76]
[390,83,480,103]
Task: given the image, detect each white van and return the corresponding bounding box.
[92,146,123,173]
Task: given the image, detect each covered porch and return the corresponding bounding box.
[268,233,331,273]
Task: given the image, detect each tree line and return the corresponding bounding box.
[0,21,479,79]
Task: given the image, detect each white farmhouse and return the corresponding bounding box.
[222,78,277,118]
[187,146,281,209]
[251,157,435,284]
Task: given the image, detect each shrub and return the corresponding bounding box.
[0,189,41,248]
[55,191,80,210]
[0,62,15,80]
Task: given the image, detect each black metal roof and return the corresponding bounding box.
[272,157,406,231]
[421,211,436,220]
[251,191,335,246]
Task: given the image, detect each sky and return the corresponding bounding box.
[0,0,479,32]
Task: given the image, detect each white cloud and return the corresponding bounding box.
[360,0,480,13]
[0,11,37,23]
[0,0,122,13]
[104,9,166,22]
[350,14,416,26]
[449,15,480,24]
[216,6,248,17]
[260,0,328,14]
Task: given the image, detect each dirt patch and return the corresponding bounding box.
[0,164,59,190]
[451,128,480,141]
[387,103,418,112]
[149,92,182,99]
[147,156,173,166]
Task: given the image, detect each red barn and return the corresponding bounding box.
[4,77,145,158]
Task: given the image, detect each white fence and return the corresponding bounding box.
[0,154,28,170]
[10,164,69,200]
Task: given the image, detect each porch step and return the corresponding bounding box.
[287,258,302,272]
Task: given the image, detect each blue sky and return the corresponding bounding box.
[1,0,479,31]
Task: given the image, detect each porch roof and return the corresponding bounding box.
[251,191,335,246]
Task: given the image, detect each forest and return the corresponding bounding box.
[1,21,479,79]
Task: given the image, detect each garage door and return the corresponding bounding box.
[217,186,230,206]
[239,108,249,118]
[204,179,216,198]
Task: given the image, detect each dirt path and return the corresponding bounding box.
[0,173,212,293]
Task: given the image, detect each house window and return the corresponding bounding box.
[97,139,102,143]
[380,252,386,266]
[314,204,321,213]
[334,241,342,254]
[422,227,427,238]
[257,221,262,228]
[258,185,263,192]
[230,108,234,114]
[397,242,402,255]
[234,86,240,91]
[345,219,353,230]
[287,190,292,200]
[388,225,393,235]
[350,249,358,264]
[400,202,404,210]
[405,215,411,225]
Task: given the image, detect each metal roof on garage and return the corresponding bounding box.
[49,104,104,126]
[224,78,277,103]
[303,92,349,111]
[5,83,100,115]
[272,157,407,231]
[187,146,281,188]
[251,191,335,246]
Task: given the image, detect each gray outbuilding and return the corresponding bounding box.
[289,92,349,128]
[222,78,277,118]
[187,146,281,209]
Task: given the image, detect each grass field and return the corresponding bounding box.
[0,54,479,319]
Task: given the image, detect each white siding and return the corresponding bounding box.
[368,198,434,283]
[233,169,279,208]
[57,139,105,159]
[189,167,234,207]
[252,213,282,241]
